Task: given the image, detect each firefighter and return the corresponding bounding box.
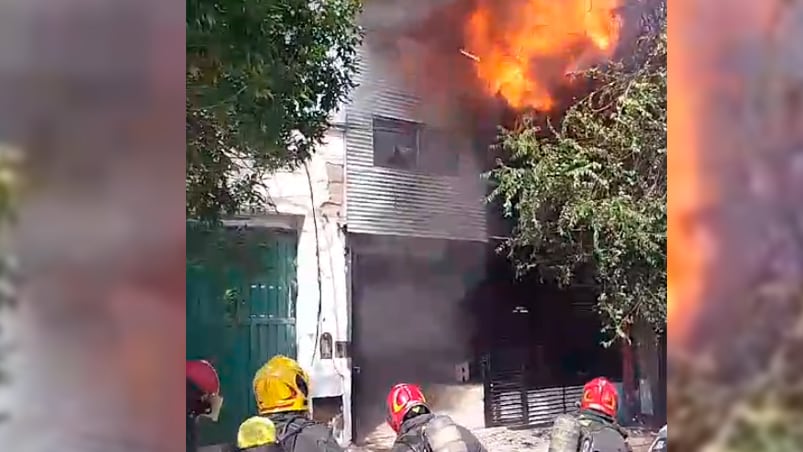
[237,416,282,451]
[386,383,488,452]
[647,424,667,452]
[548,377,631,452]
[187,360,224,452]
[249,355,343,452]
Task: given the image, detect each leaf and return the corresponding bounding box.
[488,14,666,340]
[186,0,363,221]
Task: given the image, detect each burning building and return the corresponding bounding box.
[187,0,655,449]
[339,0,644,446]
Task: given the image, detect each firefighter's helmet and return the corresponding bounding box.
[187,360,224,420]
[237,416,278,449]
[580,377,618,418]
[187,359,220,395]
[253,355,311,414]
[386,383,429,432]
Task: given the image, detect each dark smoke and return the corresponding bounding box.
[360,0,663,131]
[360,0,504,136]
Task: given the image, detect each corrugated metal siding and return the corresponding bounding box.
[344,35,487,242]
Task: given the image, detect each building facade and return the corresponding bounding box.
[192,10,488,449]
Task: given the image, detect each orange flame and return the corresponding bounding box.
[667,79,711,342]
[464,0,623,110]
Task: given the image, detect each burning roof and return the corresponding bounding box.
[463,0,624,111]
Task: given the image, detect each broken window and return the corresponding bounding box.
[372,115,460,176]
[419,127,460,176]
[372,116,419,170]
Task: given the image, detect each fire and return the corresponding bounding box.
[666,0,732,346]
[666,80,711,342]
[666,12,698,342]
[464,0,623,110]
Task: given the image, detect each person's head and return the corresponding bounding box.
[237,416,279,451]
[186,359,223,420]
[252,355,311,415]
[580,377,618,418]
[386,383,430,432]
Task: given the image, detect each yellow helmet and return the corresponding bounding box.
[237,416,277,449]
[253,355,310,414]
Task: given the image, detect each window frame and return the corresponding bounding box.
[371,115,421,171]
[370,114,461,176]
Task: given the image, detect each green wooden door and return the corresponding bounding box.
[187,222,298,446]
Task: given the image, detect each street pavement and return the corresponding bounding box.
[348,425,657,452]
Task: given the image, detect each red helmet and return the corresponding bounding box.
[580,377,618,418]
[386,383,428,432]
[187,360,220,395]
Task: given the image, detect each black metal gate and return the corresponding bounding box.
[481,350,584,428]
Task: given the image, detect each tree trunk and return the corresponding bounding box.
[633,319,661,426]
[620,331,636,424]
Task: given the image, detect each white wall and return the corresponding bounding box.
[250,127,352,444]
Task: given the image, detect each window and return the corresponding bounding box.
[419,127,460,176]
[372,116,460,176]
[372,116,419,170]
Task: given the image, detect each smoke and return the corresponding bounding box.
[349,234,487,442]
[0,0,185,450]
[359,0,504,134]
[359,0,663,131]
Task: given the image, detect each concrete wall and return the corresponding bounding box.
[350,235,486,447]
[242,127,352,444]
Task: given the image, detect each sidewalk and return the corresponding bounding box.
[348,425,657,452]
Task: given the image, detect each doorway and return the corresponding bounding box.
[348,234,485,446]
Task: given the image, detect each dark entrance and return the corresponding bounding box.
[348,233,485,445]
[470,243,622,428]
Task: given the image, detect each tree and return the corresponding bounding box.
[0,144,22,391]
[489,25,666,341]
[187,0,363,220]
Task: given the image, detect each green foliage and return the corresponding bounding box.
[0,145,21,393]
[0,146,21,226]
[0,145,20,307]
[489,28,666,339]
[187,0,363,220]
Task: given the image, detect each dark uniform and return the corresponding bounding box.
[575,410,631,452]
[187,380,205,452]
[239,445,282,452]
[187,414,199,452]
[267,412,344,452]
[391,413,488,452]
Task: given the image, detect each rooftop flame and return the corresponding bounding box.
[464,0,624,110]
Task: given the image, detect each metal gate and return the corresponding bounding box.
[187,222,298,446]
[481,350,584,428]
